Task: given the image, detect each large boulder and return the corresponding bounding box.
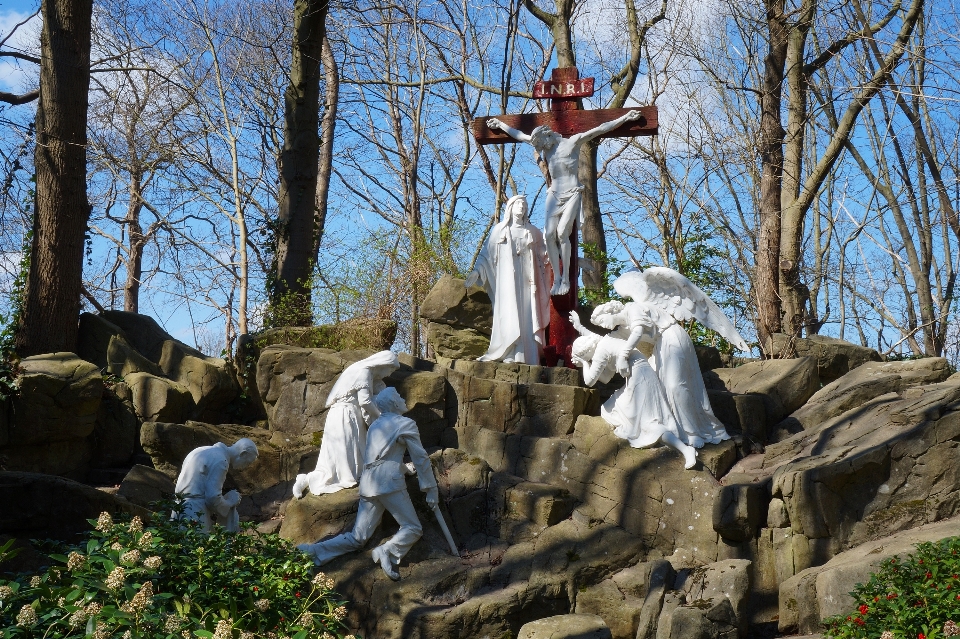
[2,353,104,476]
[125,372,195,423]
[256,346,371,436]
[256,346,451,446]
[0,471,148,542]
[518,615,612,639]
[117,464,176,509]
[245,319,397,353]
[779,515,960,634]
[768,333,882,383]
[774,357,952,438]
[704,357,819,426]
[420,274,493,335]
[90,381,141,468]
[726,376,960,592]
[426,322,490,360]
[92,310,240,421]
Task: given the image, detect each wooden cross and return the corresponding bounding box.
[472,67,659,367]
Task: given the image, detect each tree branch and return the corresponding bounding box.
[0,89,39,105]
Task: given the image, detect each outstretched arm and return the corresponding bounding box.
[573,109,644,145]
[568,310,600,338]
[487,117,532,143]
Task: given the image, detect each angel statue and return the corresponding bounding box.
[292,350,400,498]
[602,268,749,448]
[465,194,552,364]
[569,305,697,469]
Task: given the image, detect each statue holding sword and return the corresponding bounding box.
[297,387,458,580]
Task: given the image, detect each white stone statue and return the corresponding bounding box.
[292,351,400,498]
[605,268,749,447]
[570,307,697,469]
[173,438,259,532]
[297,387,439,581]
[465,194,551,364]
[486,110,645,295]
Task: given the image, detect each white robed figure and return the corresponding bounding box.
[292,351,400,498]
[570,306,697,469]
[466,194,552,364]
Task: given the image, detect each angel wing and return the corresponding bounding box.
[613,267,750,352]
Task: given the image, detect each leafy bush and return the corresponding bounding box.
[824,536,960,639]
[0,509,358,639]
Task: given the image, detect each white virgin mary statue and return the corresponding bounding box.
[466,194,552,364]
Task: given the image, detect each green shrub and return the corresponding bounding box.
[824,536,960,639]
[0,509,358,639]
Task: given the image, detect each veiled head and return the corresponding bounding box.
[503,195,529,226]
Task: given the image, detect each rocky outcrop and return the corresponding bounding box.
[722,375,960,617]
[778,515,960,634]
[77,311,241,423]
[704,357,820,427]
[0,471,148,542]
[768,333,882,383]
[773,357,951,438]
[421,274,494,335]
[117,464,176,509]
[2,353,104,477]
[420,275,494,359]
[518,615,612,639]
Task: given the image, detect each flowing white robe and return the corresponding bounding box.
[473,220,551,364]
[649,322,730,447]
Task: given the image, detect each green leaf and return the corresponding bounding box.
[194,631,214,638]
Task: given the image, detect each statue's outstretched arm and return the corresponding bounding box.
[574,109,644,144]
[487,117,532,142]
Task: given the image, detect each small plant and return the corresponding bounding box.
[0,507,359,638]
[824,536,960,639]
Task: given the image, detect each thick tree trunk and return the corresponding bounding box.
[271,0,327,326]
[755,0,789,354]
[313,33,338,259]
[779,0,815,339]
[15,0,94,357]
[579,141,607,290]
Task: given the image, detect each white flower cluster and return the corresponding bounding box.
[67,551,86,571]
[16,605,37,627]
[95,512,114,533]
[312,572,335,590]
[213,618,234,639]
[128,517,144,533]
[120,581,153,616]
[120,549,141,565]
[254,598,270,612]
[105,566,126,591]
[143,555,163,570]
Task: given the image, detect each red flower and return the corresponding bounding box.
[859,605,869,615]
[888,593,898,599]
[919,634,926,639]
[253,586,258,591]
[295,592,301,598]
[926,572,933,579]
[874,596,880,602]
[855,618,865,626]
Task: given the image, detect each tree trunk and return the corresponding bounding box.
[271,0,327,326]
[778,0,815,338]
[313,33,338,260]
[755,0,789,354]
[15,0,94,357]
[579,140,607,290]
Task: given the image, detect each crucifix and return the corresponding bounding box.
[472,67,658,367]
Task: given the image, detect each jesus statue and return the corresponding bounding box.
[486,109,644,296]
